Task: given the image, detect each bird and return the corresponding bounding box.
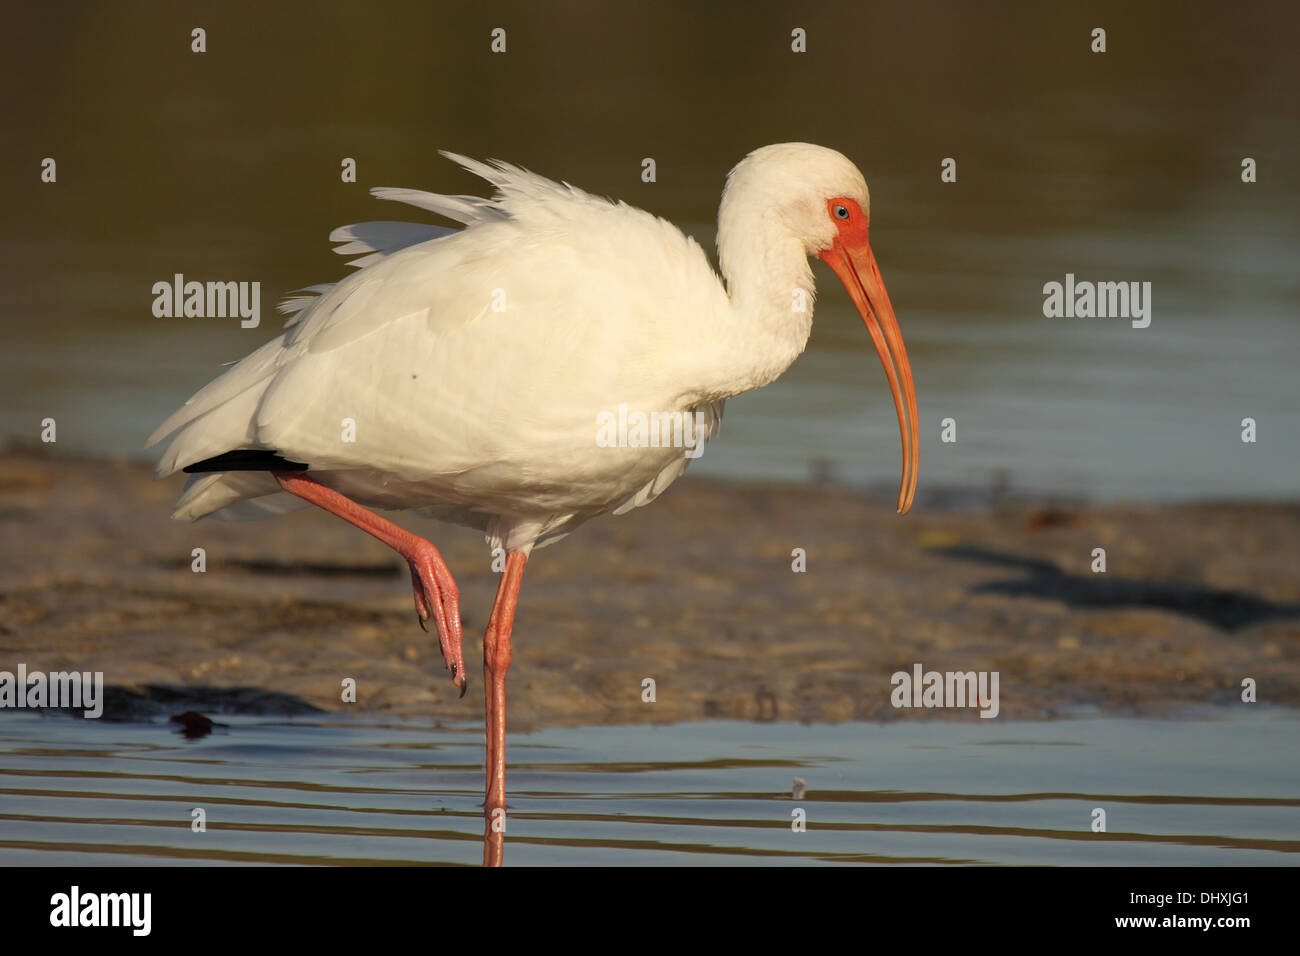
[148,143,918,866]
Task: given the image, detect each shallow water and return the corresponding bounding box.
[3,3,1297,504]
[1,712,1295,866]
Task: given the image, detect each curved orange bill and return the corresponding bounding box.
[819,239,918,514]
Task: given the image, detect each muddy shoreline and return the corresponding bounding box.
[1,450,1296,730]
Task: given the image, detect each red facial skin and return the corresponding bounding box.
[818,197,918,514]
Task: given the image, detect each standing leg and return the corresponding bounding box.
[482,550,528,867]
[273,473,466,694]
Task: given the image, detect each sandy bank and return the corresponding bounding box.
[1,450,1296,728]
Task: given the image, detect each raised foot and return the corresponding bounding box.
[406,544,466,697]
[268,473,467,697]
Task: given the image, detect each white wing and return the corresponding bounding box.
[149,154,730,541]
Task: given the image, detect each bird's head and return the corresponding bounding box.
[723,143,917,514]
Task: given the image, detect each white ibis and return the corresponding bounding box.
[148,143,918,865]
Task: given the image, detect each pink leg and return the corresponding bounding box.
[483,550,527,867]
[273,473,466,695]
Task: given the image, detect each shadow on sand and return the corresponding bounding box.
[939,546,1300,632]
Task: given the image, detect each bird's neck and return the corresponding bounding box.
[704,209,816,400]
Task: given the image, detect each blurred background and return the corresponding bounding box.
[1,0,1296,501]
[1,1,1297,869]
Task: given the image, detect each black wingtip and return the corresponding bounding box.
[183,450,310,474]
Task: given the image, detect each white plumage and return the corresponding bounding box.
[148,143,917,867]
[150,145,911,554]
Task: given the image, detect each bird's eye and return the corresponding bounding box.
[834,204,850,220]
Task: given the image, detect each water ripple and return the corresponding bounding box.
[0,712,1295,865]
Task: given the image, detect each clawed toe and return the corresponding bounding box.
[407,556,465,693]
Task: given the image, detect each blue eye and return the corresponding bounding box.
[834,204,850,220]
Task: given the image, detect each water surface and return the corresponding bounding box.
[1,712,1295,865]
[2,2,1297,502]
